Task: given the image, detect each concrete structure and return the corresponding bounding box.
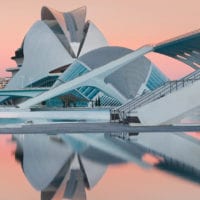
[18,45,156,109]
[116,68,200,124]
[130,79,200,125]
[113,30,200,124]
[154,29,200,70]
[0,6,200,126]
[1,6,167,108]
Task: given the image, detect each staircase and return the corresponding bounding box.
[113,69,200,120]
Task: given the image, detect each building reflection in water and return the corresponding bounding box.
[12,132,200,200]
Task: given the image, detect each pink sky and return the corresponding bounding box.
[0,0,200,78]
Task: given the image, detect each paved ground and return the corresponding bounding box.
[0,122,200,134]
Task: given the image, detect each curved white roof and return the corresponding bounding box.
[41,6,69,39]
[63,6,87,42]
[18,45,153,108]
[3,6,163,107]
[5,21,74,90]
[41,6,107,57]
[79,46,151,99]
[78,21,108,56]
[1,6,110,104]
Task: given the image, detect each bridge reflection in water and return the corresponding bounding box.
[11,131,200,200]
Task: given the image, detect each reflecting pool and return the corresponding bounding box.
[1,132,200,200]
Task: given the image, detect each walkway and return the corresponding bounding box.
[114,68,200,123]
[1,122,200,134]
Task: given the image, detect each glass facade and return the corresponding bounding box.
[61,61,89,82]
[41,61,123,107]
[59,61,123,107]
[26,76,58,88]
[77,86,99,100]
[100,95,122,106]
[146,66,168,90]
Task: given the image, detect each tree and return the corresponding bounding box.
[97,96,101,106]
[95,98,98,107]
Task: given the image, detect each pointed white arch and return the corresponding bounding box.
[5,21,74,91]
[79,21,108,56]
[41,6,69,39]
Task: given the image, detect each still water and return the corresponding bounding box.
[1,132,200,200]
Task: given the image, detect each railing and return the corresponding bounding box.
[115,69,200,116]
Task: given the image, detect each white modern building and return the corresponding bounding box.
[0,6,200,126]
[0,6,168,108]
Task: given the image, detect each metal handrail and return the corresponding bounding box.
[116,69,200,115]
[128,79,198,111]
